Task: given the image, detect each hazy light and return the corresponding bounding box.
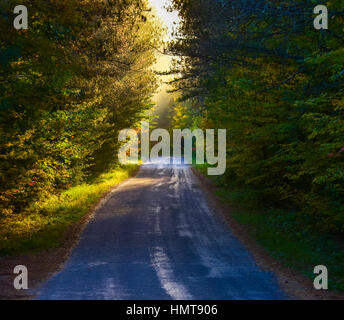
[148,0,180,127]
[148,0,180,40]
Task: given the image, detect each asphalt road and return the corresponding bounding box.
[36,159,287,299]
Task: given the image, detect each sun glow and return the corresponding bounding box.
[148,0,181,128]
[148,0,180,41]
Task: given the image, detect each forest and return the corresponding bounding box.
[1,0,160,215]
[0,0,344,293]
[0,0,162,253]
[168,0,344,234]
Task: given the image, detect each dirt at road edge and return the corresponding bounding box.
[0,171,139,300]
[191,167,344,300]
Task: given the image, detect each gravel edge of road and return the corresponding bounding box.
[191,167,344,300]
[1,165,342,300]
[0,169,140,300]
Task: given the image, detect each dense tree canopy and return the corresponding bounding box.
[169,0,344,233]
[1,0,344,234]
[0,0,161,214]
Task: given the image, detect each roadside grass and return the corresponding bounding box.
[195,163,344,292]
[0,164,138,256]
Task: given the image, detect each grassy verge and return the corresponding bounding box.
[195,164,344,292]
[0,164,138,256]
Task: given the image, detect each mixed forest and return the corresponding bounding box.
[169,0,344,234]
[0,0,344,284]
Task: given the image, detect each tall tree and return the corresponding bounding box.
[0,0,161,214]
[169,0,344,232]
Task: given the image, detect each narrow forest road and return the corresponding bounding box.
[36,159,287,300]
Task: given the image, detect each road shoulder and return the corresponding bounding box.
[191,167,344,300]
[0,169,139,300]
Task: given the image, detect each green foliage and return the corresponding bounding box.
[170,0,344,233]
[0,164,138,256]
[0,0,161,215]
[196,163,344,291]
